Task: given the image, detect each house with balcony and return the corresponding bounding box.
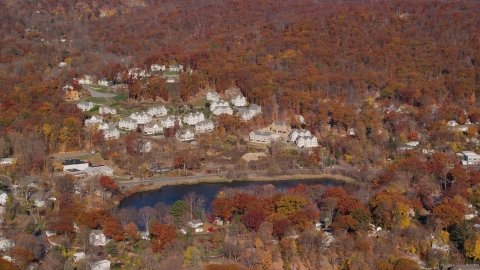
[99,106,116,115]
[85,115,103,126]
[213,106,233,116]
[183,112,205,125]
[119,117,138,130]
[176,129,195,142]
[161,116,183,129]
[231,95,247,107]
[210,100,229,111]
[237,109,253,121]
[289,129,312,142]
[169,64,183,72]
[77,101,94,112]
[103,124,120,140]
[195,120,214,133]
[207,91,220,102]
[270,121,291,133]
[147,106,168,117]
[295,135,319,148]
[249,130,272,144]
[89,230,110,246]
[130,112,152,125]
[144,122,163,135]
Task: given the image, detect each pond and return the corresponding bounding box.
[119,179,346,211]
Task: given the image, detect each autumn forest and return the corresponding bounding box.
[1,0,480,269]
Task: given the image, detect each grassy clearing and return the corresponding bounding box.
[192,97,209,107]
[113,93,127,101]
[88,97,111,105]
[163,71,179,76]
[84,84,109,93]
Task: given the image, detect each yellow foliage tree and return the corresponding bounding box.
[465,236,480,261]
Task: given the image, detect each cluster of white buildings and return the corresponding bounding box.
[62,159,114,179]
[248,128,318,148]
[289,129,319,148]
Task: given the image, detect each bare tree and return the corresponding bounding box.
[137,206,156,231]
[182,192,206,220]
[154,202,171,221]
[116,207,138,227]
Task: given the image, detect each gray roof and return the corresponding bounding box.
[196,120,213,126]
[250,104,260,110]
[252,130,271,136]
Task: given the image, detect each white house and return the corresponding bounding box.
[144,122,163,135]
[77,75,93,85]
[458,151,480,165]
[103,124,120,140]
[140,231,150,240]
[169,64,183,72]
[130,112,152,125]
[447,120,459,128]
[85,115,103,126]
[176,129,195,142]
[62,159,89,171]
[0,158,14,165]
[135,139,152,153]
[249,104,262,116]
[151,64,166,72]
[73,252,85,262]
[147,106,168,117]
[231,95,247,107]
[295,136,319,148]
[188,220,204,233]
[406,141,419,147]
[119,117,138,130]
[97,79,109,86]
[99,106,116,115]
[210,100,229,111]
[289,129,312,142]
[0,191,7,205]
[237,109,253,121]
[0,238,14,252]
[195,120,214,133]
[212,106,233,116]
[249,131,272,144]
[90,260,111,270]
[183,112,205,125]
[90,230,110,246]
[83,166,114,177]
[77,101,94,112]
[207,91,220,102]
[161,116,183,129]
[128,68,147,79]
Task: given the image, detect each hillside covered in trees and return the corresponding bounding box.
[1,0,480,269]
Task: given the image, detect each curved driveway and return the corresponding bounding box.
[83,86,117,98]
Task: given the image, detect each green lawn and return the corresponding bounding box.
[87,97,111,105]
[192,97,209,107]
[163,71,179,76]
[83,84,109,93]
[113,93,127,101]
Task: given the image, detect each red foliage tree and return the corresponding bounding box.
[273,219,292,239]
[241,210,268,231]
[99,176,119,192]
[150,222,176,253]
[103,216,124,241]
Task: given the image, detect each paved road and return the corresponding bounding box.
[83,85,117,98]
[0,175,11,187]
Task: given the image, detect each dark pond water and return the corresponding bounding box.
[119,179,345,211]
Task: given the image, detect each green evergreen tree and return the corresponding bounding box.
[106,241,117,256]
[171,200,189,224]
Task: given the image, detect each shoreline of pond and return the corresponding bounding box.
[127,172,357,195]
